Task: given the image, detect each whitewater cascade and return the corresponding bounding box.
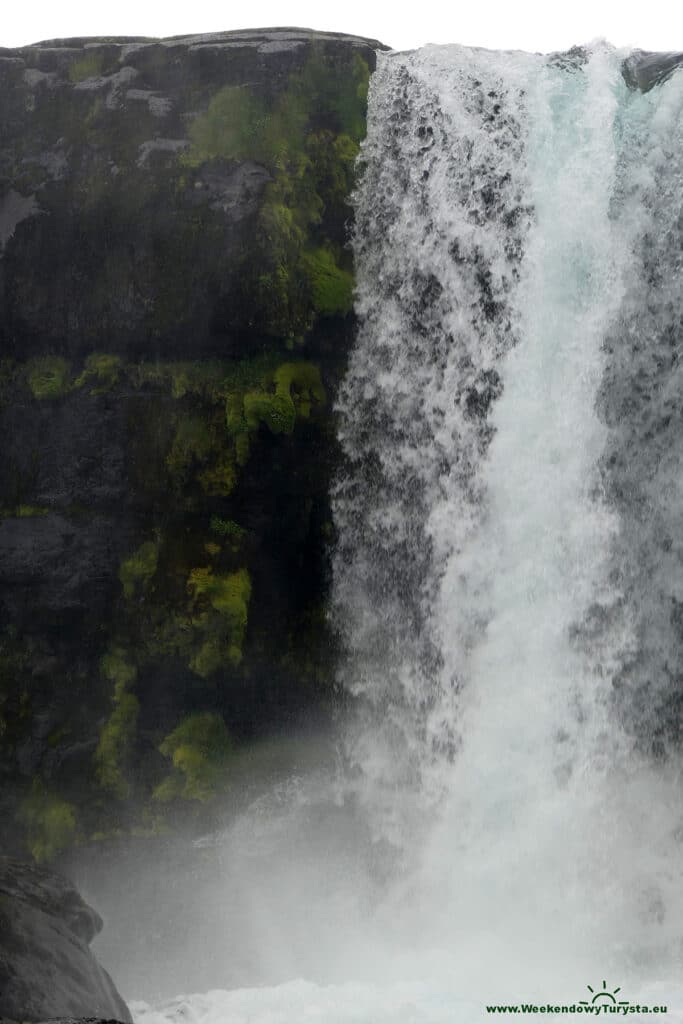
[133,42,683,1023]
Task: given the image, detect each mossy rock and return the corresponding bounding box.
[17,780,78,863]
[26,357,71,400]
[119,540,159,600]
[303,247,355,316]
[74,353,123,393]
[94,692,140,800]
[154,711,234,803]
[0,28,383,855]
[67,50,107,83]
[186,567,252,671]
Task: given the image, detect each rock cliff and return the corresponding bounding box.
[0,27,386,859]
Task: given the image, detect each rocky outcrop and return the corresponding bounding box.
[0,857,131,1022]
[621,49,683,91]
[0,28,387,858]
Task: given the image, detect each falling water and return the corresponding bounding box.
[131,42,683,1023]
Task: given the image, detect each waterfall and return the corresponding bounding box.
[133,42,683,1024]
[333,38,683,1001]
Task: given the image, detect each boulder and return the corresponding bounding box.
[0,858,131,1023]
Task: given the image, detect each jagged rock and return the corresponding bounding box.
[0,858,131,1023]
[622,49,683,91]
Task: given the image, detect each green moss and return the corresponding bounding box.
[302,247,354,316]
[197,458,236,497]
[184,49,366,340]
[244,390,296,435]
[18,780,78,863]
[26,357,71,400]
[165,411,239,495]
[186,48,368,173]
[68,51,106,83]
[225,360,325,468]
[94,647,139,800]
[74,353,122,393]
[189,634,224,679]
[130,355,287,408]
[335,53,370,140]
[274,361,326,416]
[0,505,49,519]
[186,567,213,601]
[166,416,212,479]
[186,85,294,168]
[119,539,159,600]
[187,567,252,622]
[306,130,360,225]
[153,711,234,803]
[210,517,246,552]
[208,568,251,622]
[225,392,246,433]
[187,567,252,672]
[248,171,319,338]
[247,159,354,335]
[130,360,241,403]
[94,692,140,800]
[100,647,137,694]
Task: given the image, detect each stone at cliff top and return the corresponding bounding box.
[0,26,386,357]
[0,858,132,1022]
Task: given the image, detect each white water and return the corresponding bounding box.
[132,43,683,1024]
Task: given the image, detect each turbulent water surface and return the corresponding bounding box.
[124,41,683,1023]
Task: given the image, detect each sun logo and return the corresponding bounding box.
[580,981,629,1007]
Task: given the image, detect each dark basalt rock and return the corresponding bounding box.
[622,49,683,92]
[0,858,131,1022]
[548,44,683,92]
[0,27,389,861]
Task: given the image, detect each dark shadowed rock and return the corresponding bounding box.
[622,49,683,91]
[36,1019,129,1023]
[0,858,131,1023]
[0,27,389,859]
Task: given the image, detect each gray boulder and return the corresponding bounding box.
[0,858,131,1023]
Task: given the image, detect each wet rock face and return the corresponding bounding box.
[0,858,131,1022]
[0,29,387,860]
[0,28,383,358]
[621,49,683,91]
